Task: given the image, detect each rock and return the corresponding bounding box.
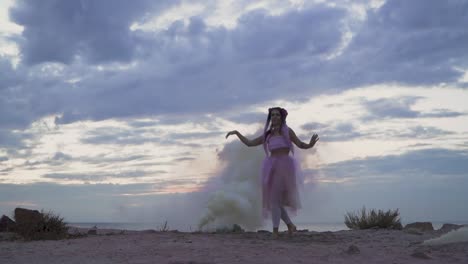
[142,229,157,234]
[404,222,434,232]
[439,223,463,232]
[14,208,42,224]
[411,250,432,259]
[88,226,98,235]
[346,244,360,255]
[0,215,16,232]
[404,228,423,235]
[14,208,43,237]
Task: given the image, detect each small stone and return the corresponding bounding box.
[404,228,423,235]
[346,244,360,255]
[411,250,431,259]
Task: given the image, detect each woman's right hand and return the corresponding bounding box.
[225,130,238,139]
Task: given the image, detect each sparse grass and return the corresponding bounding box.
[16,210,69,240]
[158,220,169,232]
[344,207,402,230]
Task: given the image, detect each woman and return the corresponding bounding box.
[226,107,319,238]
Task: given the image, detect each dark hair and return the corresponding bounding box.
[265,107,288,137]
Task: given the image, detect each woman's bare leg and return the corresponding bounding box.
[280,207,296,235]
[271,206,281,238]
[280,207,292,224]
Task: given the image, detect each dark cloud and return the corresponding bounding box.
[362,96,466,120]
[224,112,266,125]
[363,97,422,119]
[126,120,159,128]
[0,156,8,162]
[302,120,455,142]
[310,122,363,142]
[18,153,151,169]
[52,152,72,161]
[313,148,468,180]
[420,109,466,118]
[81,154,151,165]
[333,0,468,87]
[1,1,467,153]
[301,122,329,131]
[231,7,346,60]
[9,0,178,65]
[0,129,32,149]
[80,125,214,148]
[82,133,151,145]
[0,57,20,90]
[42,170,157,182]
[385,126,454,139]
[170,131,224,140]
[32,4,348,126]
[172,157,196,162]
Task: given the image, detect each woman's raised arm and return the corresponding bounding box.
[289,128,319,149]
[226,130,264,147]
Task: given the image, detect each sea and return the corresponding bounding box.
[68,221,468,232]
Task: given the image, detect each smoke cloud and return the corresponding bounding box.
[198,138,266,231]
[423,227,468,246]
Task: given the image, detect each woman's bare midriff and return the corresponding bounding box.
[270,147,290,156]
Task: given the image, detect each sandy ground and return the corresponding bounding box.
[1,227,467,264]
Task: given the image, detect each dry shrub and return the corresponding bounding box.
[344,207,402,230]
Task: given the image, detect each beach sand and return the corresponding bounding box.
[1,227,467,263]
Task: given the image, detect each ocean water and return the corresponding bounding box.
[69,221,468,233]
[69,222,347,232]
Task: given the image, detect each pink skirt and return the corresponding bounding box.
[261,154,302,216]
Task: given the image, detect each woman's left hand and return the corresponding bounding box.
[309,134,319,148]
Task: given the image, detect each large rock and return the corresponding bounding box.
[14,208,42,225]
[14,208,43,238]
[0,215,16,232]
[404,222,434,232]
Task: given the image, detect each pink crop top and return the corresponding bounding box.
[267,135,290,152]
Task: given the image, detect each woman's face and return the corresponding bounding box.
[270,109,282,126]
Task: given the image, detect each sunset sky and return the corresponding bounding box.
[0,0,467,229]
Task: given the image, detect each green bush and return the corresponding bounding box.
[344,207,402,230]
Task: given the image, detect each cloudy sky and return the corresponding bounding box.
[0,0,467,229]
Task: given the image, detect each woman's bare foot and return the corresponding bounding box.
[287,223,297,235]
[272,227,279,239]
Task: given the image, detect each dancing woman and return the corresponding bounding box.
[226,107,319,238]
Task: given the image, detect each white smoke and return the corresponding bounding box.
[423,227,468,245]
[198,139,266,231]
